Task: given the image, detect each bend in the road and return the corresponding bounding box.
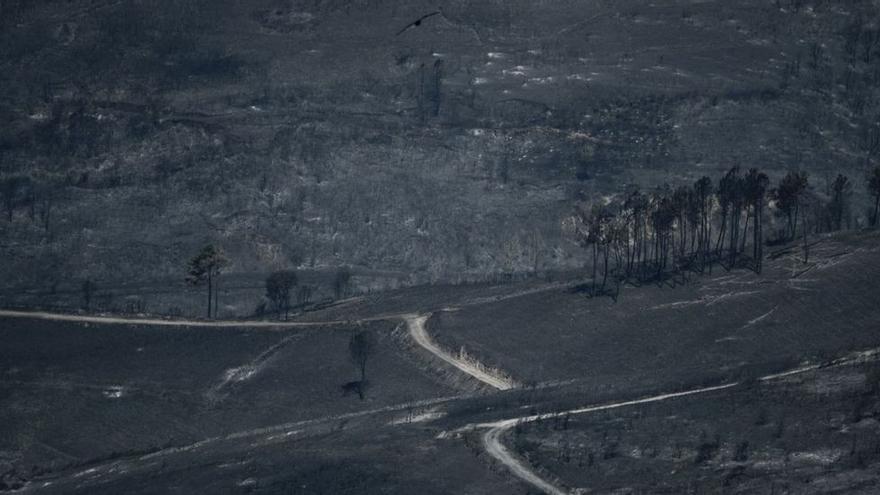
[468,347,880,495]
[483,426,567,495]
[404,313,517,391]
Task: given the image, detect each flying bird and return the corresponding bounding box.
[396,11,441,36]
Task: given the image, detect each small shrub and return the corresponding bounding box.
[695,432,721,465]
[755,408,768,426]
[773,417,785,439]
[734,441,749,461]
[602,441,619,460]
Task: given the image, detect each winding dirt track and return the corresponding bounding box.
[463,348,880,495]
[404,314,516,391]
[1,282,560,390]
[0,309,520,391]
[8,291,873,495]
[483,426,568,495]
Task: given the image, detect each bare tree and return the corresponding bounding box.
[349,329,376,382]
[650,190,676,279]
[297,284,313,306]
[868,166,880,227]
[624,188,648,277]
[333,266,352,300]
[715,167,745,267]
[772,171,809,241]
[860,119,880,166]
[744,169,769,273]
[430,59,444,117]
[829,174,852,231]
[265,270,298,320]
[565,202,613,294]
[672,185,690,260]
[693,176,714,272]
[186,245,228,319]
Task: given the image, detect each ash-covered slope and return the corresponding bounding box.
[1,0,878,300]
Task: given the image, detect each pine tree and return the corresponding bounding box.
[186,245,228,319]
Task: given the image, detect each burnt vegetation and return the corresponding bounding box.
[1,2,880,492]
[564,165,876,298]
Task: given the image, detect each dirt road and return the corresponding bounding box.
[482,426,568,495]
[0,308,402,329]
[404,314,516,391]
[462,347,880,495]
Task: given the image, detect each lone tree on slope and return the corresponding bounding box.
[349,329,376,383]
[265,270,298,320]
[186,245,228,319]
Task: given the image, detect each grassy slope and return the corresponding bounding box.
[512,359,880,493]
[0,318,453,472]
[431,231,880,387]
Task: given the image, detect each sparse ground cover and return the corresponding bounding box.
[23,419,515,495]
[3,0,878,293]
[510,359,880,494]
[431,232,880,388]
[294,275,579,323]
[0,317,453,477]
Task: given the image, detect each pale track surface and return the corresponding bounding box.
[0,309,358,328]
[11,286,874,494]
[16,347,880,493]
[404,314,516,391]
[0,281,574,329]
[483,426,568,495]
[459,347,880,495]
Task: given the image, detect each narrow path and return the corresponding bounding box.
[0,309,522,393]
[463,348,880,495]
[404,314,516,391]
[0,309,367,328]
[483,427,567,495]
[455,281,578,309]
[0,280,575,330]
[474,383,738,495]
[205,332,308,403]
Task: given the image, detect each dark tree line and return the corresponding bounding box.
[566,166,878,296]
